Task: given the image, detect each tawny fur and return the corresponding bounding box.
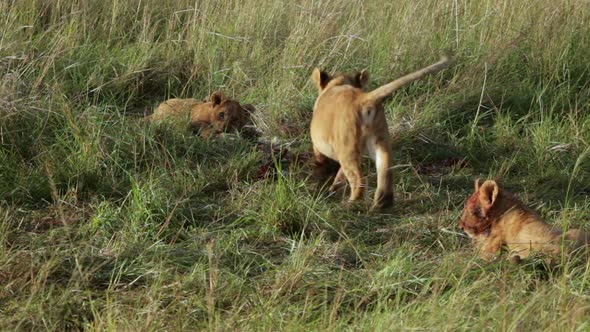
[310,56,453,210]
[459,179,590,262]
[149,91,255,138]
[150,98,201,122]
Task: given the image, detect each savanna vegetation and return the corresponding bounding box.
[1,0,590,330]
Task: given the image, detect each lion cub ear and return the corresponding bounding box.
[209,91,226,106]
[356,69,369,88]
[478,180,499,214]
[311,68,331,92]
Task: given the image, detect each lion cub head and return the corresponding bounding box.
[189,91,255,138]
[459,179,508,237]
[311,68,369,93]
[459,179,501,237]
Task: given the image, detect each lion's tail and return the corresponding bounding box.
[364,54,454,103]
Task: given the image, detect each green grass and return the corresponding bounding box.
[1,0,590,330]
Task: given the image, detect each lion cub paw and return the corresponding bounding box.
[370,191,394,212]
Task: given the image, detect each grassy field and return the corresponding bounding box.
[1,0,590,330]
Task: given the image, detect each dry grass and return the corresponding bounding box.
[1,0,590,330]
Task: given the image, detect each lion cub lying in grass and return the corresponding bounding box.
[150,91,255,138]
[459,179,589,262]
[310,55,453,210]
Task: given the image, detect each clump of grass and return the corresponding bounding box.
[1,0,590,330]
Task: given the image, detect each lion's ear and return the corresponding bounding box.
[356,69,369,87]
[479,180,499,214]
[311,68,330,91]
[209,91,226,106]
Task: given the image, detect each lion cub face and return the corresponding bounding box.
[459,179,500,238]
[189,92,255,138]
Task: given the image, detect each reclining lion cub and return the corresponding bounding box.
[459,179,589,262]
[310,55,453,210]
[150,91,255,138]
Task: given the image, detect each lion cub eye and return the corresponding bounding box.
[218,112,225,120]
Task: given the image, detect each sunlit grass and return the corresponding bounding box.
[1,0,589,330]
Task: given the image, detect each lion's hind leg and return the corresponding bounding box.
[371,139,394,210]
[339,157,364,202]
[329,167,347,192]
